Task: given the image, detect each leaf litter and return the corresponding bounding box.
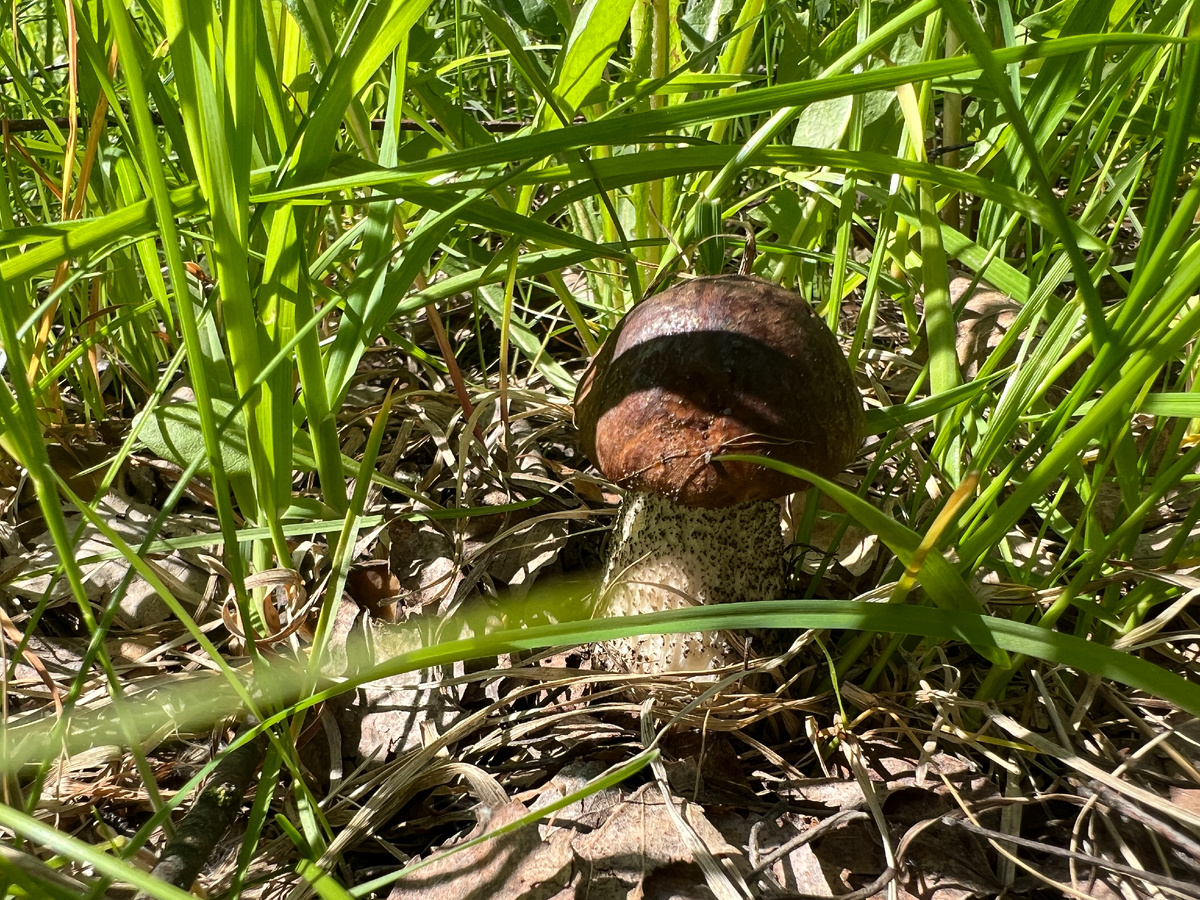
[4,278,1200,900]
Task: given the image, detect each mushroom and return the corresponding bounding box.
[575,275,864,675]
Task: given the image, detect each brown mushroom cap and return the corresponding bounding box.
[575,275,864,508]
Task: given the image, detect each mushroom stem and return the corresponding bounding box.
[597,491,785,674]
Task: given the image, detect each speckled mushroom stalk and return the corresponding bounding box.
[575,275,864,676]
[601,492,785,672]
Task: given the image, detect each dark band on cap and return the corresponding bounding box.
[575,275,864,509]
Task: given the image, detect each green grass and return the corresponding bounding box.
[3,0,1200,896]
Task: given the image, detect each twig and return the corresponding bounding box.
[141,729,268,895]
[748,809,869,879]
[765,867,896,900]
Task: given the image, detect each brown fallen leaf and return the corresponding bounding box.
[8,493,212,628]
[325,619,467,764]
[568,783,747,900]
[885,787,1000,900]
[387,519,460,614]
[388,800,573,900]
[789,491,879,579]
[951,276,1022,381]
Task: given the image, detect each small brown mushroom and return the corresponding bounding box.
[575,275,864,674]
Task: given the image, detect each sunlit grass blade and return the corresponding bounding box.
[9,598,1200,779]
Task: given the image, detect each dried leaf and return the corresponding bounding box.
[388,519,460,613]
[951,277,1022,381]
[7,494,210,627]
[569,783,747,900]
[388,800,573,900]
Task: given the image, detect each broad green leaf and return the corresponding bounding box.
[792,95,853,149]
[553,0,637,116]
[680,0,734,52]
